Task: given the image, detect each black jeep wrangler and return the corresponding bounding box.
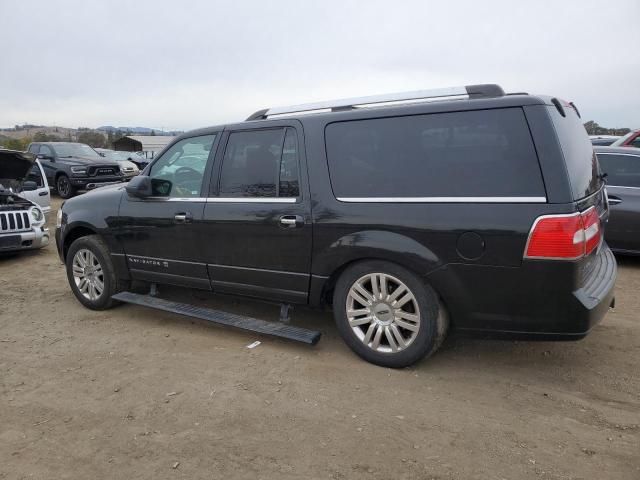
[27,142,124,198]
[55,84,616,367]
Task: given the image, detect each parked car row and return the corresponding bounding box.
[26,142,143,199]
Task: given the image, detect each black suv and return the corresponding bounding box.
[55,84,616,367]
[27,142,124,198]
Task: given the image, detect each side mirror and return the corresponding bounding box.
[125,175,153,198]
[36,154,53,161]
[22,180,38,191]
[125,176,172,198]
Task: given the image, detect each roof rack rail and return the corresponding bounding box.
[246,84,505,121]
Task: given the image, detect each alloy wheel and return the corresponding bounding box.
[57,176,70,197]
[346,273,421,353]
[72,249,104,301]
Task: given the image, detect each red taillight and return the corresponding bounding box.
[525,207,601,260]
[582,207,601,255]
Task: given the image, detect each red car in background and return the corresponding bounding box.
[611,129,640,148]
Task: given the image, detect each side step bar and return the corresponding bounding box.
[112,291,321,345]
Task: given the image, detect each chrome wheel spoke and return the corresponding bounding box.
[349,288,372,308]
[395,318,419,332]
[362,323,376,345]
[94,277,104,294]
[384,326,398,352]
[370,274,381,299]
[387,284,407,303]
[371,325,383,350]
[395,310,419,323]
[349,315,374,327]
[390,324,407,348]
[347,308,370,317]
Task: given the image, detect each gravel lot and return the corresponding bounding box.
[1,197,639,480]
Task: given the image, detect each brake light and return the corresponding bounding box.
[525,207,601,260]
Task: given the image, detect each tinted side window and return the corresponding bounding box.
[325,108,545,198]
[598,153,640,188]
[28,144,39,154]
[40,145,54,157]
[219,128,300,198]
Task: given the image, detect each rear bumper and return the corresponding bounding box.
[430,246,617,339]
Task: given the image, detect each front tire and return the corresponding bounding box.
[333,260,448,368]
[65,235,122,310]
[56,174,76,199]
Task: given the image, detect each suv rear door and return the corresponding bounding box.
[201,121,312,303]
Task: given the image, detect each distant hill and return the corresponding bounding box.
[97,126,183,136]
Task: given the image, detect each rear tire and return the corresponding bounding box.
[65,235,123,310]
[56,174,76,199]
[333,260,448,368]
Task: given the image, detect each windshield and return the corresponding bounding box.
[611,131,636,147]
[54,144,101,159]
[99,150,131,161]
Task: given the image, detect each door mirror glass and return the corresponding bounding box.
[22,180,38,191]
[125,175,153,198]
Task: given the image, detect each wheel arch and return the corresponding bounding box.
[310,230,447,307]
[61,223,98,261]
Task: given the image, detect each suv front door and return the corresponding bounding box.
[116,134,219,288]
[202,122,312,303]
[598,151,640,252]
[21,161,51,213]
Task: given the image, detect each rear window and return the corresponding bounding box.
[547,105,602,199]
[325,108,545,199]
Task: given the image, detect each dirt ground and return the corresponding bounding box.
[1,197,639,480]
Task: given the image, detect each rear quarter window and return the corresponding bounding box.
[547,105,602,200]
[325,108,546,199]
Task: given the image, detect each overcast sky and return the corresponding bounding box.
[1,0,638,131]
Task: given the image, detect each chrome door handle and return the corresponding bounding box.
[174,212,193,223]
[279,215,303,228]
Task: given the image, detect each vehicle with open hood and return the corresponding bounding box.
[0,149,50,252]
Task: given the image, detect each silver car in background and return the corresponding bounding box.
[95,148,140,179]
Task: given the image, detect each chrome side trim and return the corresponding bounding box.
[208,263,308,277]
[336,196,547,203]
[207,197,297,203]
[606,185,640,190]
[596,152,640,158]
[143,197,297,203]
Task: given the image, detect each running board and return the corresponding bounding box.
[112,291,321,345]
